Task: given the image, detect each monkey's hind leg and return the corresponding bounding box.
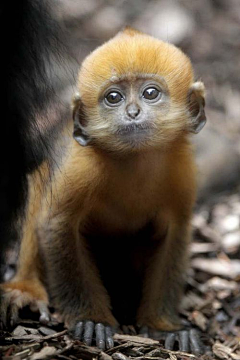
[39,216,118,350]
[137,221,205,355]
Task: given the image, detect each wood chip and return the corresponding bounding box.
[13,348,32,359]
[99,352,113,360]
[5,329,67,342]
[12,326,28,337]
[113,334,159,345]
[38,326,57,336]
[212,342,233,359]
[5,334,43,342]
[112,352,130,360]
[191,242,218,254]
[124,348,144,356]
[106,341,134,355]
[190,310,208,331]
[200,276,238,292]
[72,344,101,359]
[192,258,240,278]
[146,348,165,357]
[169,354,177,360]
[30,346,57,360]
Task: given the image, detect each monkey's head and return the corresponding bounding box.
[73,27,206,153]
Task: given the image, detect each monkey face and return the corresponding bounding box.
[73,75,203,153]
[73,28,206,153]
[94,74,172,149]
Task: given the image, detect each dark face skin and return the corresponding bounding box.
[99,75,170,144]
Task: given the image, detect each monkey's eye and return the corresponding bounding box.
[142,87,161,101]
[105,91,123,106]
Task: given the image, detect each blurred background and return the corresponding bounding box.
[49,0,240,205]
[2,2,239,354]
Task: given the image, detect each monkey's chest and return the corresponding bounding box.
[87,180,163,234]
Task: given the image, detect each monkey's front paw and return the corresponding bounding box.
[139,326,205,355]
[70,320,115,350]
[0,280,50,329]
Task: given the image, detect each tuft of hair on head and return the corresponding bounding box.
[119,26,144,37]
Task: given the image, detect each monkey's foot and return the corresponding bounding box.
[70,320,115,350]
[0,280,50,329]
[139,326,205,355]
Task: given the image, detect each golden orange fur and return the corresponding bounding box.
[78,28,195,153]
[0,28,206,346]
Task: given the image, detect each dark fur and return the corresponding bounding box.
[0,0,67,279]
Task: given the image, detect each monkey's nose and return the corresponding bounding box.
[126,104,140,120]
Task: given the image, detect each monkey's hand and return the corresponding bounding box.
[70,320,115,350]
[0,280,50,329]
[139,326,205,356]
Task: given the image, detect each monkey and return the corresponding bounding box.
[0,27,206,354]
[0,0,70,281]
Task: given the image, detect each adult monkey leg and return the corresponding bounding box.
[137,220,204,355]
[0,164,51,329]
[39,213,118,350]
[0,0,69,281]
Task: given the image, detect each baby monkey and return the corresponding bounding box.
[0,28,206,353]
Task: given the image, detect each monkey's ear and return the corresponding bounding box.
[188,81,206,134]
[72,93,91,146]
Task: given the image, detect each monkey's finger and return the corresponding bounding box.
[189,329,204,355]
[83,320,94,346]
[178,330,189,353]
[74,321,84,340]
[165,332,176,350]
[37,301,50,325]
[95,323,105,350]
[105,326,114,349]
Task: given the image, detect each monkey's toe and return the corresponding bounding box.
[165,328,205,355]
[72,320,114,350]
[139,326,205,355]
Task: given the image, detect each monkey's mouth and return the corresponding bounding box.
[116,122,152,136]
